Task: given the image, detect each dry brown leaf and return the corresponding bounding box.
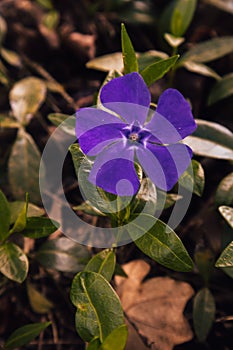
[115,260,194,350]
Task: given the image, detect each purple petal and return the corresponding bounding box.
[89,141,140,196]
[79,123,124,156]
[136,142,192,191]
[100,72,150,125]
[146,89,196,143]
[76,107,126,138]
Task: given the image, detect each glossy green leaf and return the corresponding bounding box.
[215,173,233,207]
[216,240,233,267]
[4,322,51,349]
[0,189,10,241]
[22,217,58,238]
[179,160,205,196]
[180,36,233,63]
[183,119,233,160]
[121,23,138,74]
[9,201,44,224]
[48,113,76,136]
[208,73,233,105]
[99,324,128,350]
[36,237,90,272]
[70,271,124,342]
[114,263,127,278]
[8,128,41,204]
[141,55,179,86]
[27,282,53,314]
[0,242,28,283]
[203,0,233,14]
[221,267,233,279]
[85,249,116,281]
[171,0,197,37]
[9,77,47,125]
[218,206,233,229]
[86,52,124,72]
[9,194,29,234]
[1,48,21,67]
[128,214,194,271]
[193,288,215,342]
[43,10,59,30]
[181,61,221,80]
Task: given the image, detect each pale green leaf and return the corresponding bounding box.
[171,0,197,37]
[48,113,76,136]
[121,23,138,74]
[5,322,51,349]
[9,194,29,234]
[1,47,21,67]
[9,201,44,224]
[218,206,233,229]
[27,282,53,314]
[99,324,128,350]
[179,160,205,196]
[180,36,233,63]
[193,288,215,342]
[70,271,124,342]
[208,73,233,105]
[8,128,41,204]
[86,53,124,72]
[0,115,20,128]
[0,242,28,283]
[9,77,47,125]
[36,237,90,272]
[183,119,233,160]
[215,173,233,207]
[181,61,221,80]
[216,240,233,267]
[164,33,185,48]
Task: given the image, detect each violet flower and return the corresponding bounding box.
[75,72,196,196]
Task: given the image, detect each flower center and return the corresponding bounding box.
[129,132,139,141]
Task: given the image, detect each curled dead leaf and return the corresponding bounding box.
[115,260,194,350]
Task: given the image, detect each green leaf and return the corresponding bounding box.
[36,237,91,273]
[22,217,58,239]
[141,55,179,86]
[86,52,124,72]
[0,189,10,241]
[171,0,197,37]
[36,0,54,10]
[27,282,53,314]
[99,324,128,350]
[48,113,76,136]
[183,119,233,160]
[0,47,21,67]
[218,206,233,229]
[208,73,233,105]
[87,337,101,350]
[193,288,215,342]
[179,160,205,196]
[9,194,29,234]
[181,61,221,80]
[43,10,59,30]
[4,322,51,349]
[194,249,215,285]
[85,249,116,281]
[216,240,233,267]
[70,271,124,342]
[138,50,169,71]
[8,128,41,204]
[215,173,233,207]
[9,77,47,125]
[73,201,105,216]
[128,214,194,271]
[0,242,28,283]
[180,36,233,63]
[121,23,138,74]
[133,178,158,216]
[9,201,44,224]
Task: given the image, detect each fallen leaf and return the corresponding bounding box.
[115,260,194,350]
